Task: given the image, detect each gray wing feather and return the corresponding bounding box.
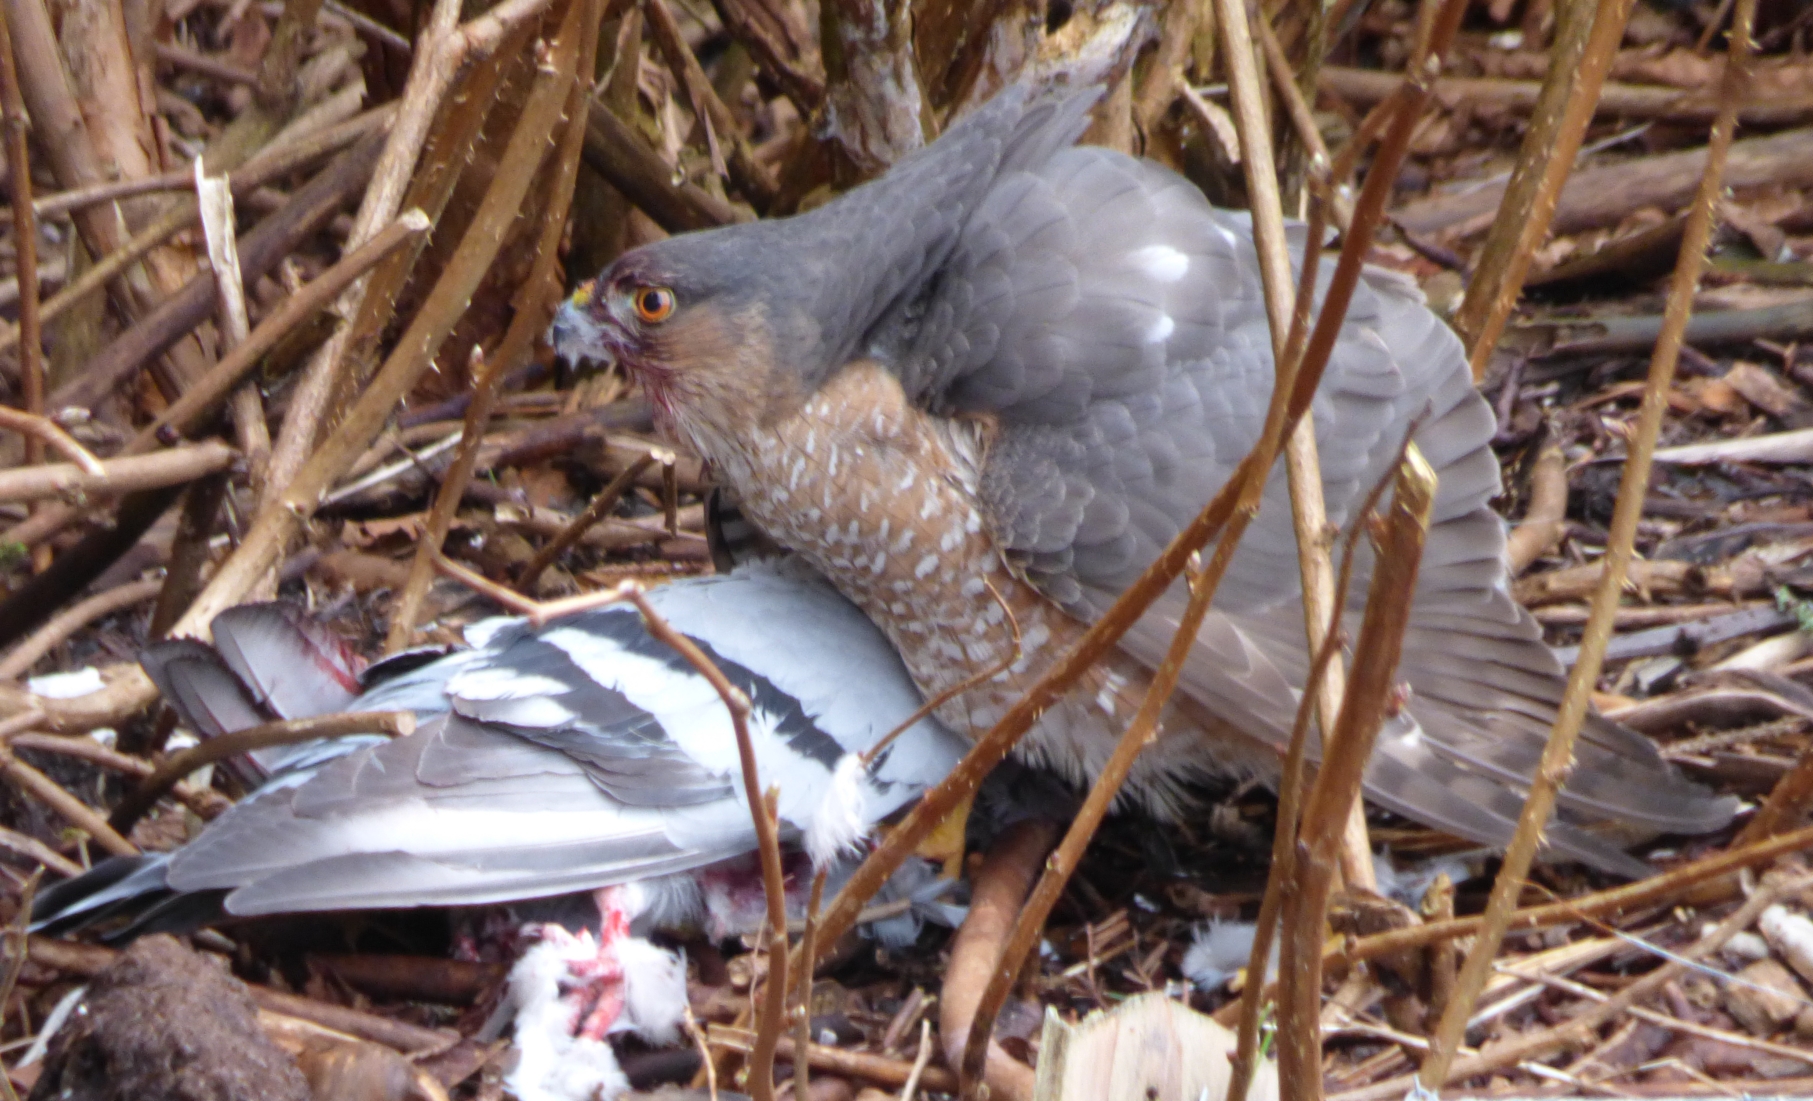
[892,141,1735,860]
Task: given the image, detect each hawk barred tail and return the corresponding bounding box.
[555,83,1738,876]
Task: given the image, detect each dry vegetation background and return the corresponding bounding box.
[0,0,1810,1098]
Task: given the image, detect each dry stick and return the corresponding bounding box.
[0,2,41,484]
[515,453,658,593]
[0,194,409,569]
[1735,734,1813,845]
[1418,0,1759,1089]
[384,17,599,651]
[0,742,136,856]
[1276,448,1437,1101]
[0,577,163,680]
[107,711,415,835]
[166,0,592,656]
[47,132,390,416]
[1321,819,1813,972]
[0,106,394,370]
[1255,15,1353,234]
[385,345,498,651]
[142,211,430,451]
[1228,430,1409,1101]
[643,0,776,209]
[1453,0,1634,379]
[636,607,784,1101]
[1348,871,1801,1101]
[9,733,223,818]
[260,0,548,526]
[956,537,1244,1097]
[791,868,826,1099]
[799,0,1472,992]
[0,407,102,474]
[1216,0,1371,897]
[0,442,237,505]
[0,867,39,1101]
[945,820,1057,1101]
[1503,442,1568,575]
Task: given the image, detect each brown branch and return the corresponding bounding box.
[107,711,415,835]
[0,407,101,474]
[1503,442,1568,575]
[0,0,41,485]
[0,577,163,681]
[0,742,136,857]
[1454,0,1634,379]
[1217,0,1370,902]
[46,131,390,414]
[0,106,393,370]
[515,452,658,593]
[943,820,1055,1101]
[388,26,600,650]
[644,0,777,209]
[1276,447,1437,1101]
[1356,869,1801,1101]
[8,733,224,818]
[168,0,593,654]
[259,0,547,527]
[0,866,40,1101]
[582,100,743,231]
[0,442,237,505]
[708,1029,956,1093]
[1419,1,1759,1086]
[143,210,430,451]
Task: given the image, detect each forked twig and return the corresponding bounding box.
[1419,1,1760,1086]
[1275,447,1437,1099]
[0,409,97,475]
[517,452,660,593]
[108,711,416,834]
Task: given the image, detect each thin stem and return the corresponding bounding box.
[1419,0,1759,1086]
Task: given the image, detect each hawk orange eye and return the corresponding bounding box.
[634,286,675,324]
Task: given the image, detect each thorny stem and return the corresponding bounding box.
[1455,0,1635,379]
[1419,0,1760,1088]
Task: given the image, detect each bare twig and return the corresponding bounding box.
[1276,447,1437,1101]
[516,452,658,593]
[0,578,163,681]
[0,442,237,505]
[0,742,136,857]
[388,15,598,649]
[0,0,42,488]
[945,820,1056,1101]
[0,866,41,1101]
[260,0,554,526]
[1360,869,1801,1101]
[644,0,777,208]
[170,0,593,653]
[108,711,415,835]
[1454,0,1635,378]
[1503,442,1569,575]
[1216,0,1370,900]
[0,407,102,474]
[1420,3,1759,1085]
